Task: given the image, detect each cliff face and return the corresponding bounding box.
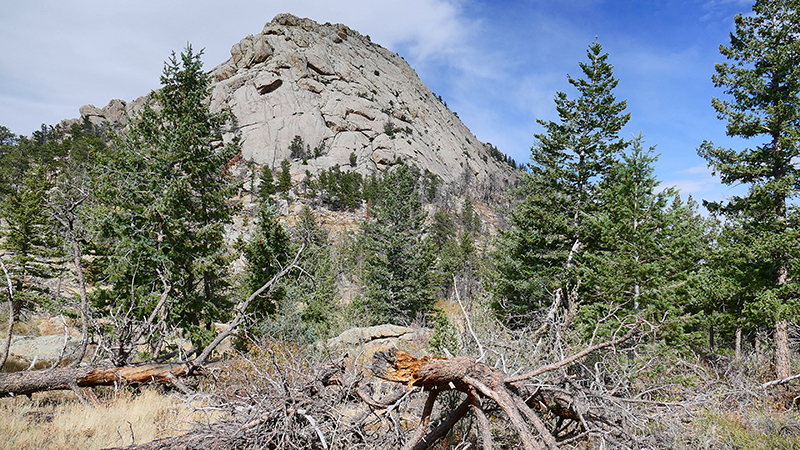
[78,13,518,198]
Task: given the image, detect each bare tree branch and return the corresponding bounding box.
[0,258,14,371]
[504,316,642,384]
[190,243,305,371]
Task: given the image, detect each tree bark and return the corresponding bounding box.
[735,326,742,362]
[67,230,90,368]
[371,319,641,450]
[371,350,551,450]
[775,319,790,379]
[0,362,220,397]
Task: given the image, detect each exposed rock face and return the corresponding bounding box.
[75,13,517,194]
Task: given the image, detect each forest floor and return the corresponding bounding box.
[4,312,800,449]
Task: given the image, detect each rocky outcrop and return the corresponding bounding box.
[325,324,431,364]
[72,13,518,195]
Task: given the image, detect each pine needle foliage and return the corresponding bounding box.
[91,45,240,356]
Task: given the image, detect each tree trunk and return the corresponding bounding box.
[67,230,90,368]
[0,362,218,397]
[0,245,305,397]
[775,319,790,379]
[371,349,556,450]
[0,259,14,371]
[735,326,742,362]
[709,322,715,351]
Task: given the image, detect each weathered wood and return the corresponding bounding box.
[0,246,304,398]
[372,349,553,450]
[410,399,471,450]
[0,258,15,372]
[400,390,440,450]
[0,361,221,397]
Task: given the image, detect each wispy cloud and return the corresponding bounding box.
[681,165,714,175]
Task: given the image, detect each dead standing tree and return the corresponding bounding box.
[371,318,643,450]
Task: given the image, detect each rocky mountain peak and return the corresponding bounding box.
[76,13,518,198]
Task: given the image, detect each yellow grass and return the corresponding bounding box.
[0,387,219,450]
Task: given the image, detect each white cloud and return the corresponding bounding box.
[681,165,714,175]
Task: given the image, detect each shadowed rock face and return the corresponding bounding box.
[73,13,517,194]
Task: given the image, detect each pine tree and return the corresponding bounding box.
[430,210,457,252]
[581,135,710,342]
[460,196,481,234]
[0,166,60,314]
[360,164,437,324]
[237,204,290,316]
[92,45,240,357]
[291,206,337,337]
[277,159,292,194]
[258,165,276,204]
[697,0,800,378]
[491,40,629,325]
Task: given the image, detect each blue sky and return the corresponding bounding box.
[0,0,755,206]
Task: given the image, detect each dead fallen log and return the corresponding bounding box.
[372,349,558,450]
[0,361,224,398]
[370,319,642,450]
[0,246,305,400]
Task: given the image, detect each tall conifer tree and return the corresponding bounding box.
[93,46,240,358]
[360,164,437,324]
[697,0,800,378]
[491,40,629,324]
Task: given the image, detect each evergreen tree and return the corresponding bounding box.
[430,210,457,252]
[277,159,292,194]
[92,45,240,357]
[289,135,306,160]
[581,135,710,342]
[491,40,629,325]
[47,121,105,366]
[697,0,800,377]
[258,165,276,204]
[0,126,23,196]
[460,196,481,234]
[359,164,437,324]
[0,166,60,314]
[237,204,290,316]
[290,206,337,337]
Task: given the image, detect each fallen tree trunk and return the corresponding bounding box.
[100,317,641,450]
[371,318,643,450]
[372,350,558,450]
[0,362,222,398]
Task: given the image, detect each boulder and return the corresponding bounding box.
[325,324,431,367]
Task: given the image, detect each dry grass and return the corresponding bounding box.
[0,387,218,450]
[685,399,800,450]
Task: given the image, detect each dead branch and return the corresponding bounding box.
[371,349,554,449]
[0,361,233,398]
[505,316,642,383]
[761,372,800,389]
[190,243,305,371]
[0,246,303,398]
[370,316,644,450]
